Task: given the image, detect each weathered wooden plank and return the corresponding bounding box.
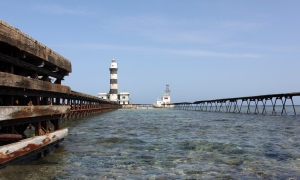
[0,53,65,80]
[0,20,72,73]
[0,105,70,121]
[0,72,71,94]
[0,128,68,164]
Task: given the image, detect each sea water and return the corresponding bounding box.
[1,108,300,179]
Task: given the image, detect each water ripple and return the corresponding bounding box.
[1,109,300,179]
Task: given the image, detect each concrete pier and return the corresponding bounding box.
[0,19,120,166]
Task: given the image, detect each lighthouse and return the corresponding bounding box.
[109,59,118,102]
[98,59,130,105]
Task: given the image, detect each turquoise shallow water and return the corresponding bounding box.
[1,109,300,179]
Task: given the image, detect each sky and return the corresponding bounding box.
[1,1,300,104]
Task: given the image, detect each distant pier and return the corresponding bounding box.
[173,92,300,115]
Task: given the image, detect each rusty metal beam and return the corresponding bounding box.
[0,134,22,141]
[0,128,68,165]
[0,105,70,121]
[0,115,61,127]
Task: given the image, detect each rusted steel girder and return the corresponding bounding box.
[0,105,70,121]
[0,115,61,128]
[69,106,118,112]
[66,105,118,119]
[0,128,68,165]
[0,134,22,141]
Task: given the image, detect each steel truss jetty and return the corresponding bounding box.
[173,92,300,116]
[0,20,119,167]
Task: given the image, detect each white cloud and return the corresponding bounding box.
[103,15,264,45]
[52,42,265,59]
[218,21,264,31]
[104,15,220,44]
[146,30,221,44]
[220,42,300,54]
[168,49,265,58]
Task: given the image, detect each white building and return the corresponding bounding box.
[154,83,173,108]
[98,59,131,104]
[118,92,130,105]
[98,93,109,100]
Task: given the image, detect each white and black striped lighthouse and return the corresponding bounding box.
[109,59,118,102]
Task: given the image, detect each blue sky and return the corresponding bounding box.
[1,1,300,104]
